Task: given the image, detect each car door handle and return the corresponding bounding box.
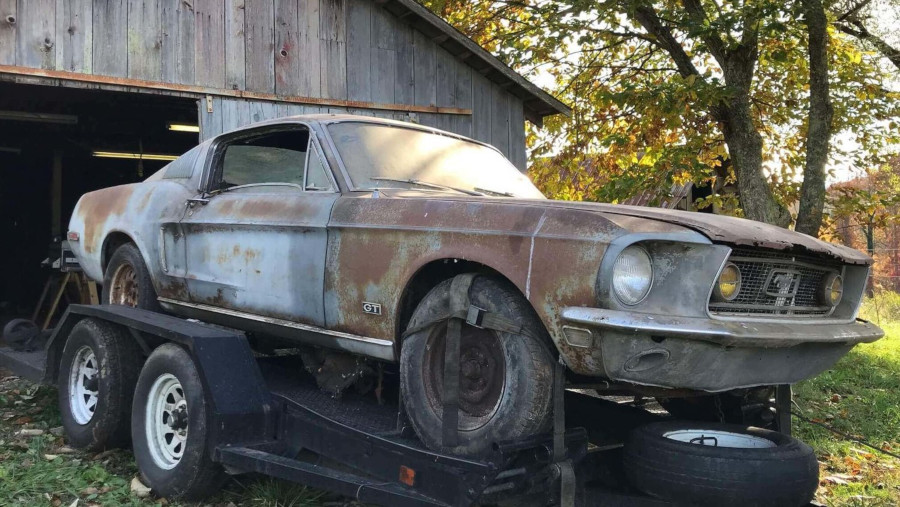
[186,197,209,207]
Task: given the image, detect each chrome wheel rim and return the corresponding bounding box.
[146,373,188,470]
[663,429,776,449]
[109,263,138,306]
[68,346,99,425]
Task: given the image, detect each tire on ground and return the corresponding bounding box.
[623,421,819,507]
[102,242,161,312]
[131,343,226,500]
[400,275,555,457]
[58,318,143,451]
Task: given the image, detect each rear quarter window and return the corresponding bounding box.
[163,144,202,180]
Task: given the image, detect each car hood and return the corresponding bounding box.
[369,189,871,265]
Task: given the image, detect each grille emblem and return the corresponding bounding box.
[765,269,800,304]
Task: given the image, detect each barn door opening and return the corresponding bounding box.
[0,82,197,326]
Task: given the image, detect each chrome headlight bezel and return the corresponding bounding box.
[611,245,654,306]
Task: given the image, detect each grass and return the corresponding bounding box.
[793,323,900,506]
[1,323,898,505]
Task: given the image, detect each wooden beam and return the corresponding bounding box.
[0,65,472,115]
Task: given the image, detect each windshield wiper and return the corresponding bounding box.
[370,177,483,196]
[474,187,516,197]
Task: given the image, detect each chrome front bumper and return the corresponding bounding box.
[561,307,884,348]
[558,307,884,392]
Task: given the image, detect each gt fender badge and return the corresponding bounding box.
[362,302,382,315]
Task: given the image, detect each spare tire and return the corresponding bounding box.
[623,421,818,507]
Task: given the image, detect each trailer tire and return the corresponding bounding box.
[400,276,554,457]
[623,421,818,507]
[132,343,225,500]
[58,318,143,451]
[102,243,160,311]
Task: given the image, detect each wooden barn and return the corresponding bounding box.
[0,0,567,319]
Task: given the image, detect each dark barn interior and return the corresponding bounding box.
[0,82,198,319]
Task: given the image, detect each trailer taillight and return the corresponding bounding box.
[399,465,416,486]
[67,231,79,242]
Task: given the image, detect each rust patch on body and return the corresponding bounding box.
[77,185,136,254]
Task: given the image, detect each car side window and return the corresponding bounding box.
[305,148,333,191]
[218,129,310,189]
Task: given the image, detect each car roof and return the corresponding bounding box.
[226,114,496,150]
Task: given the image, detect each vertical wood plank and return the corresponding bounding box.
[296,0,319,96]
[318,0,345,99]
[274,0,299,95]
[16,0,55,69]
[370,48,394,104]
[221,96,243,132]
[161,0,194,84]
[490,83,510,156]
[194,0,225,88]
[435,48,455,107]
[200,95,224,140]
[55,0,91,72]
[127,0,161,80]
[394,24,413,105]
[472,73,492,144]
[245,0,274,93]
[412,30,435,106]
[453,59,472,136]
[92,0,127,77]
[508,95,526,170]
[0,0,15,65]
[345,0,369,101]
[225,0,245,90]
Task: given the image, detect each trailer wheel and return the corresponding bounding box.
[58,318,143,450]
[132,343,225,500]
[102,243,160,311]
[623,421,818,506]
[400,276,554,457]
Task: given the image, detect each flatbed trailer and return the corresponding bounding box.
[0,304,811,506]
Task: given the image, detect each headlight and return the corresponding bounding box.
[820,273,843,306]
[713,263,742,301]
[612,245,653,305]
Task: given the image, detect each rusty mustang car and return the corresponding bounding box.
[68,115,883,455]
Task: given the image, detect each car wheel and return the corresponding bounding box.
[132,343,225,500]
[58,318,143,451]
[400,276,554,457]
[623,421,818,507]
[102,243,160,311]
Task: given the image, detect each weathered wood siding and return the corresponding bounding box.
[0,0,528,168]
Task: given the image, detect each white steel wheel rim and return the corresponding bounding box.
[146,373,189,470]
[663,429,776,449]
[68,346,99,425]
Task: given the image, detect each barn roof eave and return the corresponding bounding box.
[382,0,571,124]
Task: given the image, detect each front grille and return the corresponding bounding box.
[708,249,842,317]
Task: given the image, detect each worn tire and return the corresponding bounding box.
[623,421,818,506]
[132,343,226,500]
[2,318,39,349]
[58,318,143,451]
[102,243,161,311]
[400,276,554,457]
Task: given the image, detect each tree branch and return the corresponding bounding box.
[836,22,900,71]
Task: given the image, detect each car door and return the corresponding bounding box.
[180,124,339,327]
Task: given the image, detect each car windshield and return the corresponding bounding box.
[326,122,546,199]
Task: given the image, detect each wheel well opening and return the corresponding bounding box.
[395,259,545,357]
[101,232,135,273]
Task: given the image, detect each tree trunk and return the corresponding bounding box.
[721,84,792,227]
[796,0,834,237]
